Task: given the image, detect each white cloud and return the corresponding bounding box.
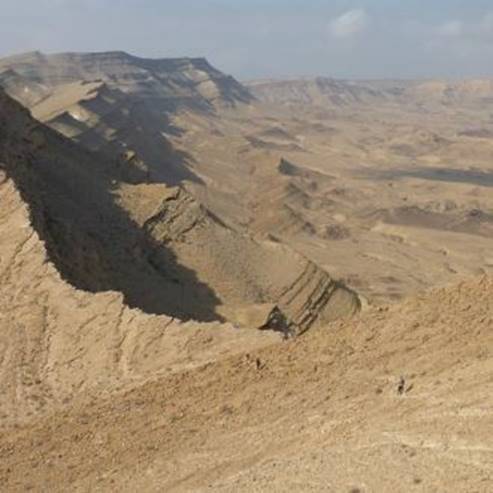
[437,20,463,37]
[329,9,369,39]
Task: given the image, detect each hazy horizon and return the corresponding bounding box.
[3,0,493,80]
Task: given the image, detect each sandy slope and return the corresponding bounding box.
[1,275,492,491]
[0,167,282,425]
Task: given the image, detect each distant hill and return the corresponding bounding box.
[246,77,493,107]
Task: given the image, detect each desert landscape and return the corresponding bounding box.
[0,45,493,492]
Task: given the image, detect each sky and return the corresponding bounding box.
[2,0,493,80]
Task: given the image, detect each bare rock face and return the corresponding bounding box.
[0,85,358,338]
[118,184,360,335]
[0,51,255,187]
[0,68,50,106]
[0,170,282,424]
[0,50,254,109]
[0,87,284,424]
[0,82,360,425]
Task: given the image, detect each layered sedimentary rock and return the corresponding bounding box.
[0,85,358,427]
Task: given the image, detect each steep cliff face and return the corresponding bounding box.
[31,80,200,185]
[0,85,360,422]
[0,51,255,186]
[116,183,360,335]
[0,88,358,336]
[0,173,284,424]
[0,68,50,106]
[0,49,360,339]
[0,51,253,109]
[0,88,282,424]
[0,87,225,322]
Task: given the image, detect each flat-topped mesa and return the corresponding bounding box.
[0,50,254,108]
[8,51,221,79]
[0,52,254,186]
